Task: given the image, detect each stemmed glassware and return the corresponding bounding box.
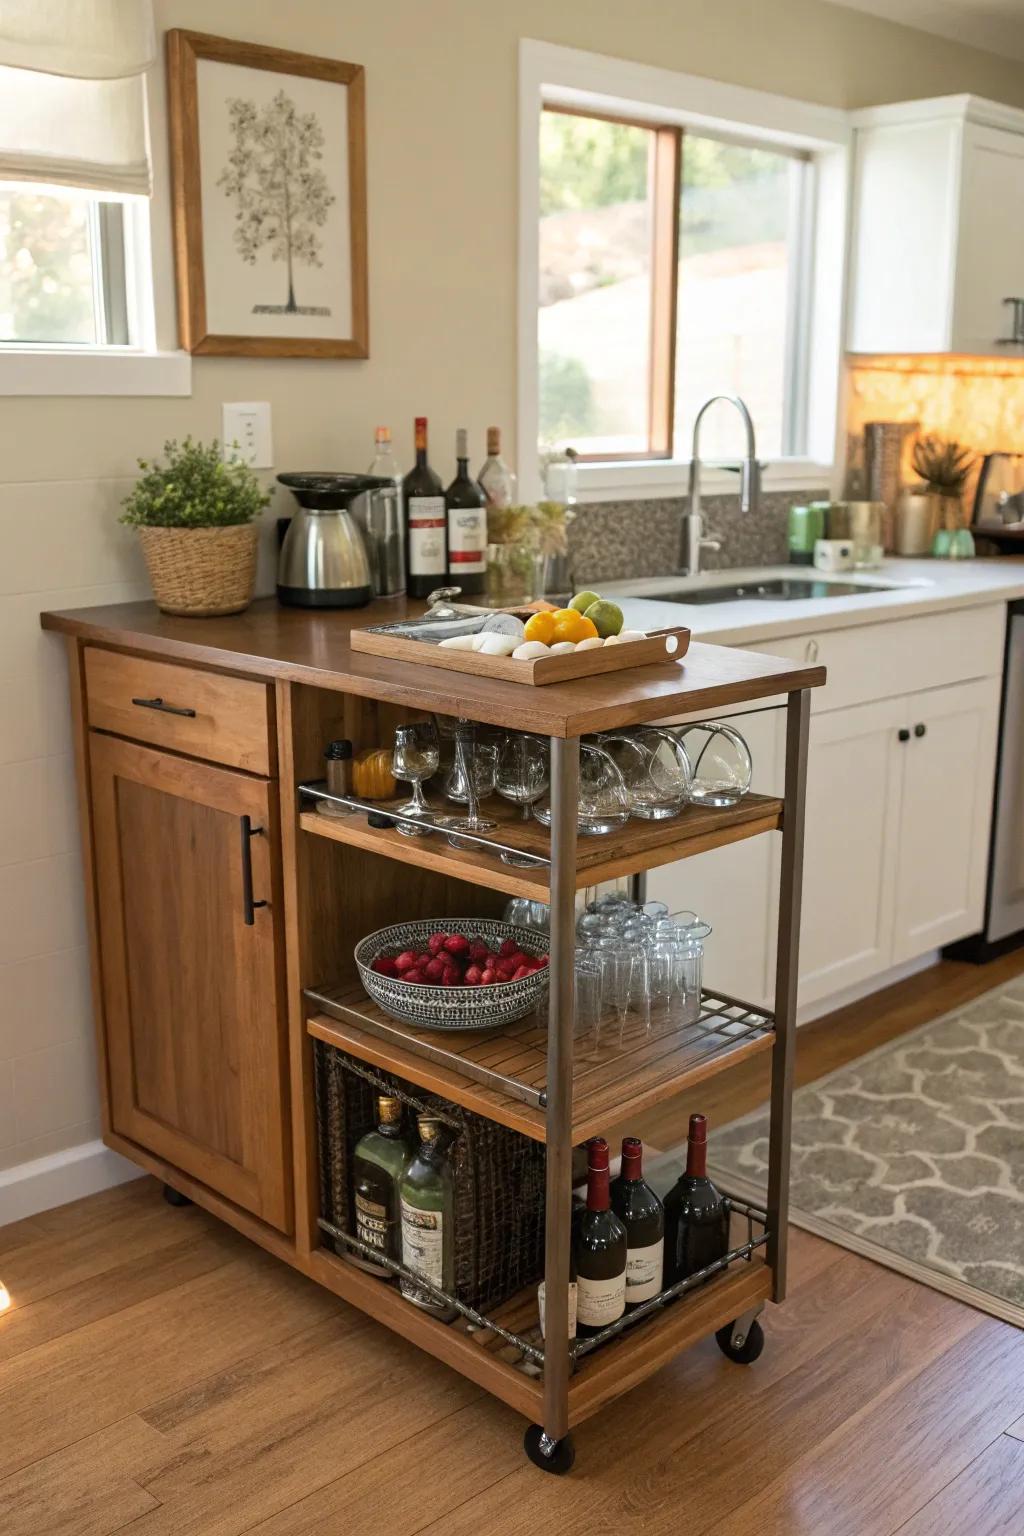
[495,734,549,865]
[391,721,440,838]
[439,721,499,848]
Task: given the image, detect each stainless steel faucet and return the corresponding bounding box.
[681,394,761,577]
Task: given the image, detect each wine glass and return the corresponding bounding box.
[391,721,439,838]
[495,734,549,865]
[440,722,499,847]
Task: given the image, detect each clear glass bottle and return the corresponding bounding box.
[399,1114,456,1319]
[366,426,406,597]
[349,1094,411,1277]
[478,426,517,509]
[369,425,401,485]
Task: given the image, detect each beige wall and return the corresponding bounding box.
[3,0,1024,1201]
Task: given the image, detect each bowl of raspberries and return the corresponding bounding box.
[355,918,550,1030]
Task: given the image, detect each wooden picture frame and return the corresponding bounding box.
[167,29,368,358]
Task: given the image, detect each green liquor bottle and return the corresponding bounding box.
[349,1094,410,1277]
[399,1114,456,1320]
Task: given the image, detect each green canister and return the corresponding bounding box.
[788,503,825,565]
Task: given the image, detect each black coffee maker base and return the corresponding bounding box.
[277,585,373,609]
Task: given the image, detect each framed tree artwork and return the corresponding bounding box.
[167,30,368,357]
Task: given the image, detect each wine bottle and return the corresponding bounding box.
[663,1113,729,1287]
[399,1114,456,1319]
[368,425,401,484]
[477,425,517,509]
[445,428,487,596]
[402,417,447,599]
[574,1136,627,1336]
[610,1136,665,1309]
[349,1094,410,1277]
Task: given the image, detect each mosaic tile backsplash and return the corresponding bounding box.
[567,489,827,586]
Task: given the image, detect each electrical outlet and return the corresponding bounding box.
[222,402,273,469]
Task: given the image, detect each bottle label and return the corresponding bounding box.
[576,1269,626,1328]
[447,507,486,572]
[355,1192,392,1258]
[408,496,446,576]
[625,1239,664,1303]
[400,1198,445,1298]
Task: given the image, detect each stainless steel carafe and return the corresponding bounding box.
[276,473,391,608]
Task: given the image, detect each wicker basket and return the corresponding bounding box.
[136,524,259,617]
[314,1038,546,1313]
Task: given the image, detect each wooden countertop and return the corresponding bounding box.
[41,596,825,736]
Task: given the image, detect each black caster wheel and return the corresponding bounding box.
[162,1183,193,1208]
[523,1424,575,1475]
[716,1317,765,1364]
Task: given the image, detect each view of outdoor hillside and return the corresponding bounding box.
[538,112,798,460]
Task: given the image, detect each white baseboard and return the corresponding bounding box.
[797,951,940,1025]
[0,1139,143,1227]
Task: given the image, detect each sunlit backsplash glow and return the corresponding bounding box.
[847,355,1024,456]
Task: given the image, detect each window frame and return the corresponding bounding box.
[520,40,852,501]
[0,183,190,396]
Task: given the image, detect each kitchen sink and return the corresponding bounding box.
[624,577,905,605]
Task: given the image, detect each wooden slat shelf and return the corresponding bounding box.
[298,788,783,901]
[309,1243,770,1431]
[306,983,774,1144]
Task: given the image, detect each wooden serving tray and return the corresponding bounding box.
[350,619,691,685]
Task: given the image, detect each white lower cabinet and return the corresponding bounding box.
[651,665,1002,1016]
[890,678,1001,963]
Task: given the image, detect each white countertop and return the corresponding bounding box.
[601,557,1024,646]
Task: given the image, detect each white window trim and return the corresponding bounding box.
[0,192,191,396]
[518,39,851,503]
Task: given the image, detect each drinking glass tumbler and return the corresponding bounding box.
[442,724,499,847]
[391,722,440,838]
[574,955,604,1058]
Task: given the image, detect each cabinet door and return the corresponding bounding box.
[892,678,1001,963]
[797,698,905,1006]
[90,732,291,1232]
[647,707,782,1008]
[954,125,1024,354]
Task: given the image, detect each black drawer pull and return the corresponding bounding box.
[914,722,927,738]
[898,728,910,743]
[240,815,267,925]
[131,695,196,718]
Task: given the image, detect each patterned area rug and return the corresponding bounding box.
[711,977,1024,1326]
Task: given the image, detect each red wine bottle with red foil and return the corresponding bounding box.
[573,1136,627,1336]
[663,1114,729,1286]
[609,1137,665,1309]
[403,416,447,599]
[445,428,487,596]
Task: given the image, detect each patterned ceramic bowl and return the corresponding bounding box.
[355,918,549,1031]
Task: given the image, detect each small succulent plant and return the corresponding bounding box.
[912,435,974,495]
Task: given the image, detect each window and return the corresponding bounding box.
[0,185,131,346]
[537,106,811,464]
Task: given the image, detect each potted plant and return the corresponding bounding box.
[911,435,974,536]
[121,438,271,616]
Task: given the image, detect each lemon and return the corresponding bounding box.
[568,590,601,615]
[584,599,624,638]
[523,611,556,646]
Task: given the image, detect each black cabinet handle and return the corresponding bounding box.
[914,722,926,738]
[898,728,910,743]
[131,695,196,718]
[240,815,267,925]
[998,297,1024,346]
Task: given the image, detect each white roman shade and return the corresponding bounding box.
[0,0,156,195]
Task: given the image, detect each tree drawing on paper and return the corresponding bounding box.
[218,89,336,316]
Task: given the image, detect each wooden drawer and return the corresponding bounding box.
[85,647,273,775]
[748,603,1006,714]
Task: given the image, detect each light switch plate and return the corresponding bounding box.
[222,402,273,469]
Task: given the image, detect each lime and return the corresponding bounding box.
[568,590,601,614]
[584,599,624,638]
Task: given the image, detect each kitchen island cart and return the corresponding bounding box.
[41,599,824,1474]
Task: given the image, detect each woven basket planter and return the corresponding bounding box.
[136,524,259,617]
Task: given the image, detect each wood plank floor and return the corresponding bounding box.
[2,951,1024,1535]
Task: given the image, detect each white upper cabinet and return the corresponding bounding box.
[847,96,1024,356]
